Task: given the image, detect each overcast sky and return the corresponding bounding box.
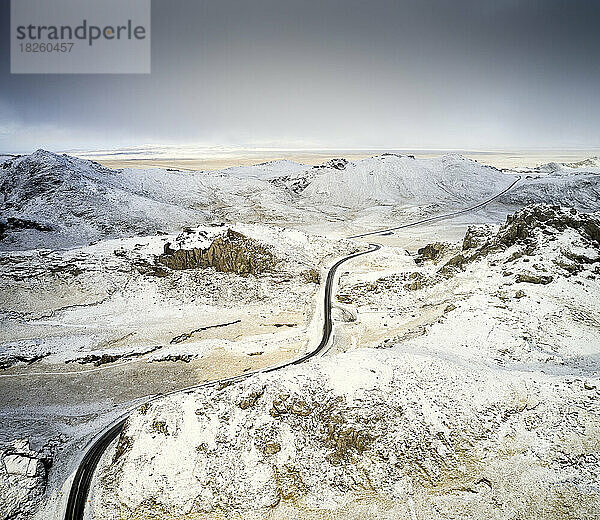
[1,0,599,153]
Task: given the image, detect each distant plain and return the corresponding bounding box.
[71,148,600,171]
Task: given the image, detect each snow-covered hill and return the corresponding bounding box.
[532,156,600,174]
[2,150,600,250]
[298,154,513,208]
[0,150,216,249]
[502,171,600,211]
[501,158,600,211]
[0,151,320,249]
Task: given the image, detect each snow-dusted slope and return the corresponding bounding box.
[0,223,354,370]
[501,158,600,211]
[503,171,600,211]
[533,156,600,174]
[0,150,216,249]
[298,154,515,208]
[0,151,312,249]
[93,206,600,520]
[2,150,599,250]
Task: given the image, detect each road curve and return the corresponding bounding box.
[64,175,521,520]
[64,243,381,520]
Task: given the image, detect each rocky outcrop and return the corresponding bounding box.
[95,351,600,520]
[66,345,161,366]
[0,439,48,520]
[301,268,321,284]
[313,158,348,170]
[158,229,277,275]
[494,205,600,248]
[417,241,449,261]
[441,205,600,275]
[0,218,53,241]
[515,273,554,285]
[404,271,425,290]
[462,224,494,250]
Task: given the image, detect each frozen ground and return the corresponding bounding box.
[0,151,599,519]
[0,221,355,519]
[92,205,600,520]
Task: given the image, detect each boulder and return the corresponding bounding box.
[417,241,449,261]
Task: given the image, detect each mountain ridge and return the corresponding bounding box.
[2,150,598,250]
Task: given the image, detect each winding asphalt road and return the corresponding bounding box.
[64,175,520,520]
[63,243,380,520]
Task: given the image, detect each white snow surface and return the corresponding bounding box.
[1,148,600,519]
[0,223,355,369]
[93,205,600,520]
[300,154,512,208]
[5,150,600,250]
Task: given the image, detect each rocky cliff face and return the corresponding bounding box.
[158,229,277,275]
[441,204,600,276]
[473,204,599,253]
[416,241,450,262]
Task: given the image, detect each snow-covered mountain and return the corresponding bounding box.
[297,154,512,208]
[532,156,600,174]
[0,150,215,249]
[501,158,600,211]
[2,150,599,250]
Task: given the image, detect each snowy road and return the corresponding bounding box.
[348,175,521,238]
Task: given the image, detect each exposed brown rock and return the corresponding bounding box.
[442,205,600,274]
[67,346,161,366]
[262,442,281,455]
[462,225,494,250]
[515,273,553,285]
[301,268,321,284]
[158,229,277,275]
[239,389,265,410]
[112,432,133,464]
[269,396,313,417]
[404,271,425,291]
[417,242,449,261]
[438,254,467,275]
[151,420,169,436]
